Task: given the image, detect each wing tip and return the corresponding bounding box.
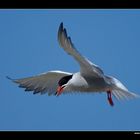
[6,76,11,80]
[58,22,64,42]
[6,76,15,81]
[60,22,63,27]
[59,22,63,32]
[6,76,19,84]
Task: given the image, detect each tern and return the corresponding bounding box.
[7,22,139,106]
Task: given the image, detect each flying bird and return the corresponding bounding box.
[7,22,139,106]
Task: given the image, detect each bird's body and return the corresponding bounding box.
[8,22,139,106]
[64,72,107,93]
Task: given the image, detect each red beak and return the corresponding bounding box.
[56,86,64,96]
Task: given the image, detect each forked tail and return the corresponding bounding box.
[105,76,139,106]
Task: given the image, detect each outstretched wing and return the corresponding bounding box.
[7,71,72,95]
[58,22,104,78]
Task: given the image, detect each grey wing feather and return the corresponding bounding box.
[58,22,104,78]
[7,71,72,95]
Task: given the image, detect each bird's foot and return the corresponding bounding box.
[107,90,114,106]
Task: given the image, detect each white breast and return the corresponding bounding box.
[71,72,88,86]
[63,72,89,92]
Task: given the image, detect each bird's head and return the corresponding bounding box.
[56,75,73,95]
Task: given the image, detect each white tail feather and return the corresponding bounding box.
[112,89,140,101]
[106,76,140,101]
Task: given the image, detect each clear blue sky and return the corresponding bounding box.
[1,10,140,131]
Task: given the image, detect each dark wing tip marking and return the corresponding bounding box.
[58,22,67,38]
[58,22,63,33]
[58,22,64,44]
[6,76,19,83]
[25,88,33,92]
[63,28,68,38]
[6,76,13,81]
[6,76,42,94]
[68,37,73,45]
[60,22,63,28]
[58,23,72,45]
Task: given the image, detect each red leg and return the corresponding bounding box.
[107,90,114,106]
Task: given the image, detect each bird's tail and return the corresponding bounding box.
[106,75,140,101]
[112,89,139,101]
